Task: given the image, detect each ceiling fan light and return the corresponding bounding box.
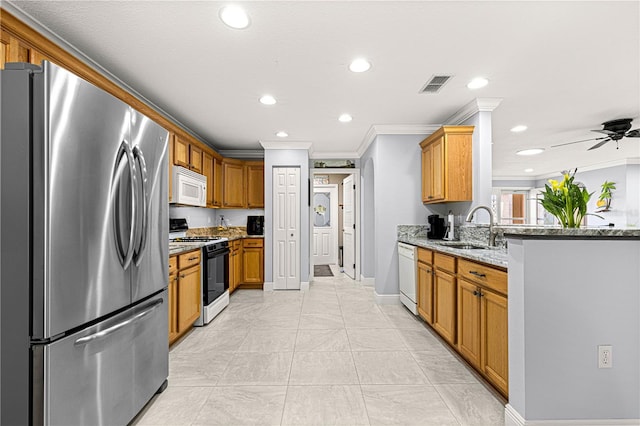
[516,148,544,156]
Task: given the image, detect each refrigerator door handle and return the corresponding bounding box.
[112,140,138,269]
[132,146,149,266]
[73,298,163,346]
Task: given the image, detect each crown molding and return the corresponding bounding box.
[218,149,264,159]
[259,141,313,150]
[309,151,359,160]
[356,124,441,157]
[445,98,503,125]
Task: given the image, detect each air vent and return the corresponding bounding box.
[420,75,453,94]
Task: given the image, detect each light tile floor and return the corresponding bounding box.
[132,265,506,426]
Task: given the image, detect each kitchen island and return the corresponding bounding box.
[504,227,640,425]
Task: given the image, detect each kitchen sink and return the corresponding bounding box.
[436,242,488,250]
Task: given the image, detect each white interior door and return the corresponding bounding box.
[342,175,355,279]
[273,167,301,290]
[313,185,338,265]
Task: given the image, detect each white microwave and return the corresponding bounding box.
[172,166,206,207]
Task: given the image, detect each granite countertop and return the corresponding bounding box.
[397,236,508,269]
[169,226,264,256]
[496,225,640,239]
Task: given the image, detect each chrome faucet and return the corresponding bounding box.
[466,205,497,247]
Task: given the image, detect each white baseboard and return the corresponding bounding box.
[505,404,640,426]
[263,282,274,292]
[360,275,375,287]
[373,291,400,305]
[301,281,309,291]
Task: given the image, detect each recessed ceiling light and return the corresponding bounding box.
[259,95,276,105]
[467,77,489,89]
[338,114,353,123]
[524,168,534,173]
[516,148,545,156]
[276,131,288,138]
[219,5,250,29]
[349,58,371,73]
[511,125,528,133]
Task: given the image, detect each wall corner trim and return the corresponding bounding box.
[504,404,640,426]
[259,141,313,150]
[300,282,310,292]
[360,276,375,287]
[263,282,274,292]
[356,124,441,157]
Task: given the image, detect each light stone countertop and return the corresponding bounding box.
[169,227,264,257]
[496,225,640,239]
[397,236,508,269]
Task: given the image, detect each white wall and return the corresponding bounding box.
[263,148,310,284]
[169,205,216,228]
[215,209,265,229]
[361,134,432,296]
[508,237,640,421]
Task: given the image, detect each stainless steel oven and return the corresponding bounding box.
[203,241,230,307]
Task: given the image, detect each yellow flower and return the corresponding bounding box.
[549,179,560,190]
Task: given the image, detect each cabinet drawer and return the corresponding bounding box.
[169,256,178,274]
[434,252,456,273]
[417,248,433,264]
[232,239,242,249]
[458,259,507,296]
[243,238,263,248]
[178,249,201,269]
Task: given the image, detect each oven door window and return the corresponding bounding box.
[204,251,229,306]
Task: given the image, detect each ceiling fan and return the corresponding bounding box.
[551,118,640,150]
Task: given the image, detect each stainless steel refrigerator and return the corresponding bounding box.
[1,61,169,425]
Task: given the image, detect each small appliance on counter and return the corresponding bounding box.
[247,215,264,235]
[427,215,446,239]
[443,211,455,241]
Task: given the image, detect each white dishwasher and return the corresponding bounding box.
[397,242,418,315]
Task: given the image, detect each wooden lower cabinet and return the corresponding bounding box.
[417,253,434,324]
[481,289,509,396]
[169,250,201,345]
[242,238,264,284]
[433,269,457,345]
[177,265,201,331]
[408,244,509,398]
[457,278,482,368]
[229,238,264,293]
[168,271,179,343]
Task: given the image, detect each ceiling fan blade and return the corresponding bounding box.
[625,129,640,138]
[551,136,608,148]
[591,129,617,136]
[588,138,612,150]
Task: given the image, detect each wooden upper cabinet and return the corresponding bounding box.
[173,135,190,168]
[212,156,223,207]
[420,126,474,204]
[189,144,203,173]
[1,30,51,70]
[203,151,215,207]
[223,159,246,208]
[246,161,264,209]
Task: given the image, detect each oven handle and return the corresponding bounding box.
[206,247,230,258]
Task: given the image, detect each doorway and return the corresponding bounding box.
[310,168,361,281]
[312,185,338,265]
[273,167,301,290]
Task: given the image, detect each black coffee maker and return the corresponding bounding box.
[427,214,446,239]
[247,215,264,235]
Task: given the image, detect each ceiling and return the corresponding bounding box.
[8,1,640,178]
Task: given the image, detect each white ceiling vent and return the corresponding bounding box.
[420,75,453,94]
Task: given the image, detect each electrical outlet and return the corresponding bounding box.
[598,345,613,368]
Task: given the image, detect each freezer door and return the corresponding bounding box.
[33,291,168,426]
[130,109,169,302]
[36,62,134,338]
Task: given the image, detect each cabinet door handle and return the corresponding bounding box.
[187,256,199,261]
[469,271,486,278]
[473,289,484,297]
